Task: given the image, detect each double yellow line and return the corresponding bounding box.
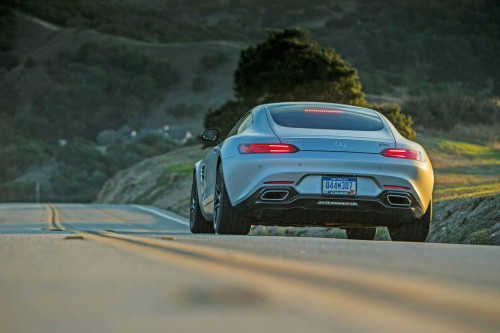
[46,204,500,333]
[46,203,65,231]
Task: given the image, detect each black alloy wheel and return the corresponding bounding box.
[189,173,214,234]
[213,165,252,235]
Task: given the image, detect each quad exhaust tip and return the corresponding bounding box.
[387,194,411,206]
[260,190,289,201]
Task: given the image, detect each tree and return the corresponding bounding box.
[205,28,368,137]
[369,103,416,140]
[204,100,251,137]
[235,28,365,105]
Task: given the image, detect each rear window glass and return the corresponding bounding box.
[269,106,384,131]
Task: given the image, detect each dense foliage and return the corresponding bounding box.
[324,0,500,94]
[0,134,179,202]
[0,24,182,201]
[234,29,365,105]
[403,87,500,130]
[25,43,180,143]
[204,101,252,138]
[369,103,416,140]
[0,5,19,70]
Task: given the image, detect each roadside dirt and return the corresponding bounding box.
[96,145,207,216]
[428,195,500,245]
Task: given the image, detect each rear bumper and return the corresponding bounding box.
[223,151,434,213]
[235,187,425,228]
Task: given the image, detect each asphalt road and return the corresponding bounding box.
[0,203,499,333]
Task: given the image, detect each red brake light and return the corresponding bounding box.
[304,109,344,114]
[239,144,299,154]
[381,148,422,161]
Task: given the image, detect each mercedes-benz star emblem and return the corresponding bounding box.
[334,141,347,150]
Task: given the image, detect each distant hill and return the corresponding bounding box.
[4,0,499,95]
[3,11,242,141]
[0,7,244,202]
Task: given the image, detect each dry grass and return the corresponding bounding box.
[417,125,500,201]
[436,123,500,148]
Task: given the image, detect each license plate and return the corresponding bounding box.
[322,176,357,195]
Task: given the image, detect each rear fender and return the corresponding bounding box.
[193,161,212,221]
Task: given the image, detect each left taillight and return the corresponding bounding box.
[239,144,299,154]
[381,148,424,161]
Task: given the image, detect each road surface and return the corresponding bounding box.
[0,203,499,333]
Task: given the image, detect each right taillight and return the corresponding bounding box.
[239,144,299,154]
[381,148,424,161]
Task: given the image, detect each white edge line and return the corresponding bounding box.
[133,205,189,226]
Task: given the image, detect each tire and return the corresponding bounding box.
[213,165,251,235]
[389,200,432,242]
[189,173,215,234]
[346,227,376,240]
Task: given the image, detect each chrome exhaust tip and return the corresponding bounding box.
[260,190,289,201]
[387,194,411,207]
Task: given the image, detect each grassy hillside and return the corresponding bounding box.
[0,10,240,202]
[96,145,209,216]
[419,134,500,201]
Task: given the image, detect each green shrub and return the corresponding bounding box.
[369,103,416,140]
[0,5,16,51]
[165,104,200,118]
[0,143,50,182]
[204,100,251,139]
[192,76,209,92]
[0,54,20,70]
[200,51,230,71]
[234,28,365,105]
[403,89,500,130]
[151,61,181,88]
[0,181,36,202]
[24,57,37,68]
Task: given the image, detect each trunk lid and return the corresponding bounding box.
[272,127,395,154]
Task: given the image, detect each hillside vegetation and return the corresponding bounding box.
[0,8,239,202]
[5,0,499,94]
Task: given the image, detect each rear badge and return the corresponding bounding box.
[334,141,347,150]
[317,201,358,206]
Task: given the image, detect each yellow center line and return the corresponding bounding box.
[51,205,500,333]
[46,203,65,231]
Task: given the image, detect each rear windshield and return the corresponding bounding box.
[269,106,384,131]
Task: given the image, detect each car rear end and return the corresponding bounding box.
[223,103,433,228]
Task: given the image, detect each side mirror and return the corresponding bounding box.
[201,128,221,143]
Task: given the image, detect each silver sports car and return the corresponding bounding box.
[190,102,434,242]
